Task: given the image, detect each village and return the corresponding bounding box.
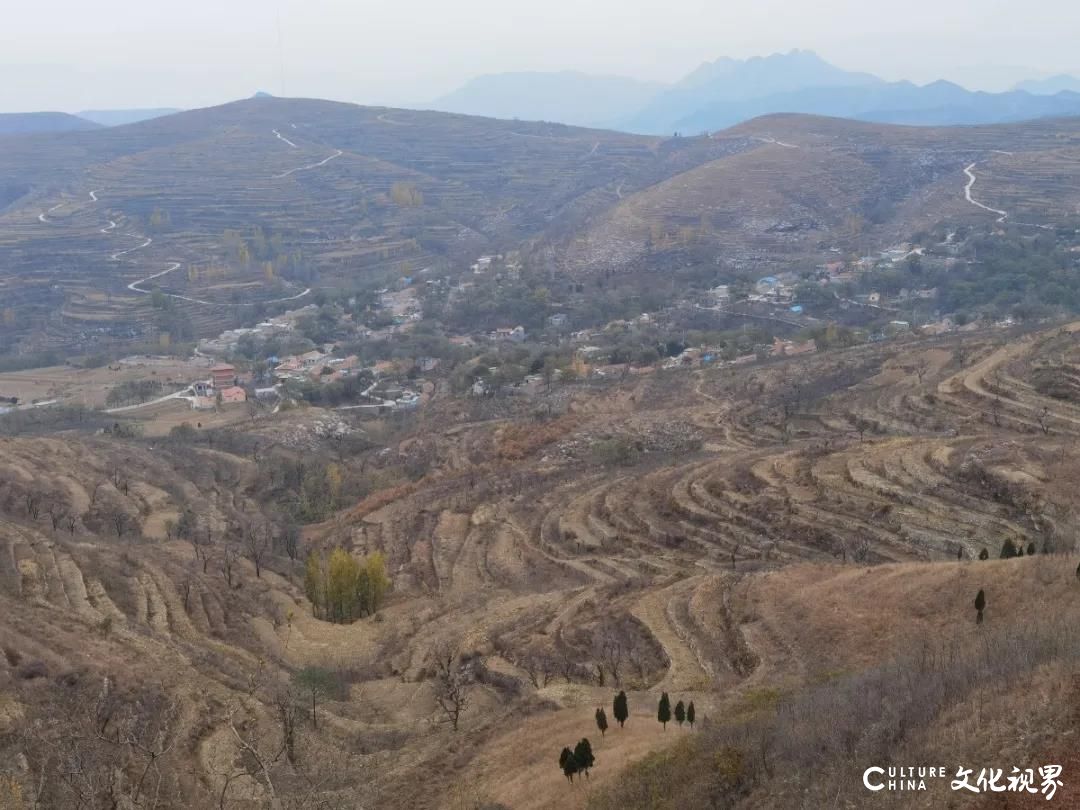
[0,226,1038,424]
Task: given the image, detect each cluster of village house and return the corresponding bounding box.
[191,364,247,410]
[189,351,424,412]
[187,241,977,409]
[271,349,362,384]
[190,352,359,410]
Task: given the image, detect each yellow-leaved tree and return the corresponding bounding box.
[304,548,390,623]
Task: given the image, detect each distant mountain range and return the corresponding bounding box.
[0,108,181,136]
[430,71,665,128]
[426,50,1080,133]
[1013,74,1080,95]
[77,108,182,127]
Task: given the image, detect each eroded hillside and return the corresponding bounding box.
[0,320,1078,807]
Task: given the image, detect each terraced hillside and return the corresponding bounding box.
[559,113,1080,274]
[0,96,744,352]
[2,321,1080,807]
[7,101,1080,354]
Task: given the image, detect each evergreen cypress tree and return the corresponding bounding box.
[595,707,608,738]
[658,692,671,730]
[573,738,595,778]
[979,548,989,560]
[974,589,986,624]
[1027,542,1036,556]
[559,747,577,783]
[613,691,628,728]
[1000,538,1019,559]
[957,546,964,560]
[674,699,686,727]
[687,701,696,728]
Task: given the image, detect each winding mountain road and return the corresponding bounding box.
[272,128,298,148]
[38,202,64,223]
[110,236,153,262]
[962,163,1008,223]
[37,176,319,309]
[755,136,799,149]
[273,148,343,178]
[963,161,1052,229]
[124,261,218,305]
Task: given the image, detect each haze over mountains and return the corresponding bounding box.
[0,107,181,136]
[430,49,1080,133]
[1014,74,1080,95]
[7,51,1080,137]
[0,111,101,135]
[77,108,183,127]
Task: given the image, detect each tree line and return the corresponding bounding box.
[558,691,698,787]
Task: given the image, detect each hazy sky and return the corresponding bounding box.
[3,0,1079,112]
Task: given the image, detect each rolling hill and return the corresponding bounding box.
[0,111,100,135]
[5,96,1080,358]
[553,112,1080,276]
[0,96,730,353]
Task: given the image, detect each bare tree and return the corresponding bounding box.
[595,631,624,687]
[558,650,585,684]
[280,521,300,562]
[24,490,42,520]
[274,687,301,766]
[180,576,194,612]
[1038,406,1051,435]
[432,642,470,732]
[221,543,238,588]
[21,683,185,809]
[193,523,214,573]
[89,479,107,508]
[242,517,272,578]
[627,644,649,683]
[110,464,131,495]
[46,496,70,532]
[518,653,555,688]
[109,507,133,539]
[214,662,289,809]
[911,356,930,385]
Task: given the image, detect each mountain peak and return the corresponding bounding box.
[1014,74,1080,95]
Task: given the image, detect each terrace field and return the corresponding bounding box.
[5,100,1080,358]
[1,317,1079,807]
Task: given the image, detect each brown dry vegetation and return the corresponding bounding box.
[0,321,1078,808]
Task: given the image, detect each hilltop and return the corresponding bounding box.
[0,111,100,136]
[5,97,1080,363]
[0,96,722,355]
